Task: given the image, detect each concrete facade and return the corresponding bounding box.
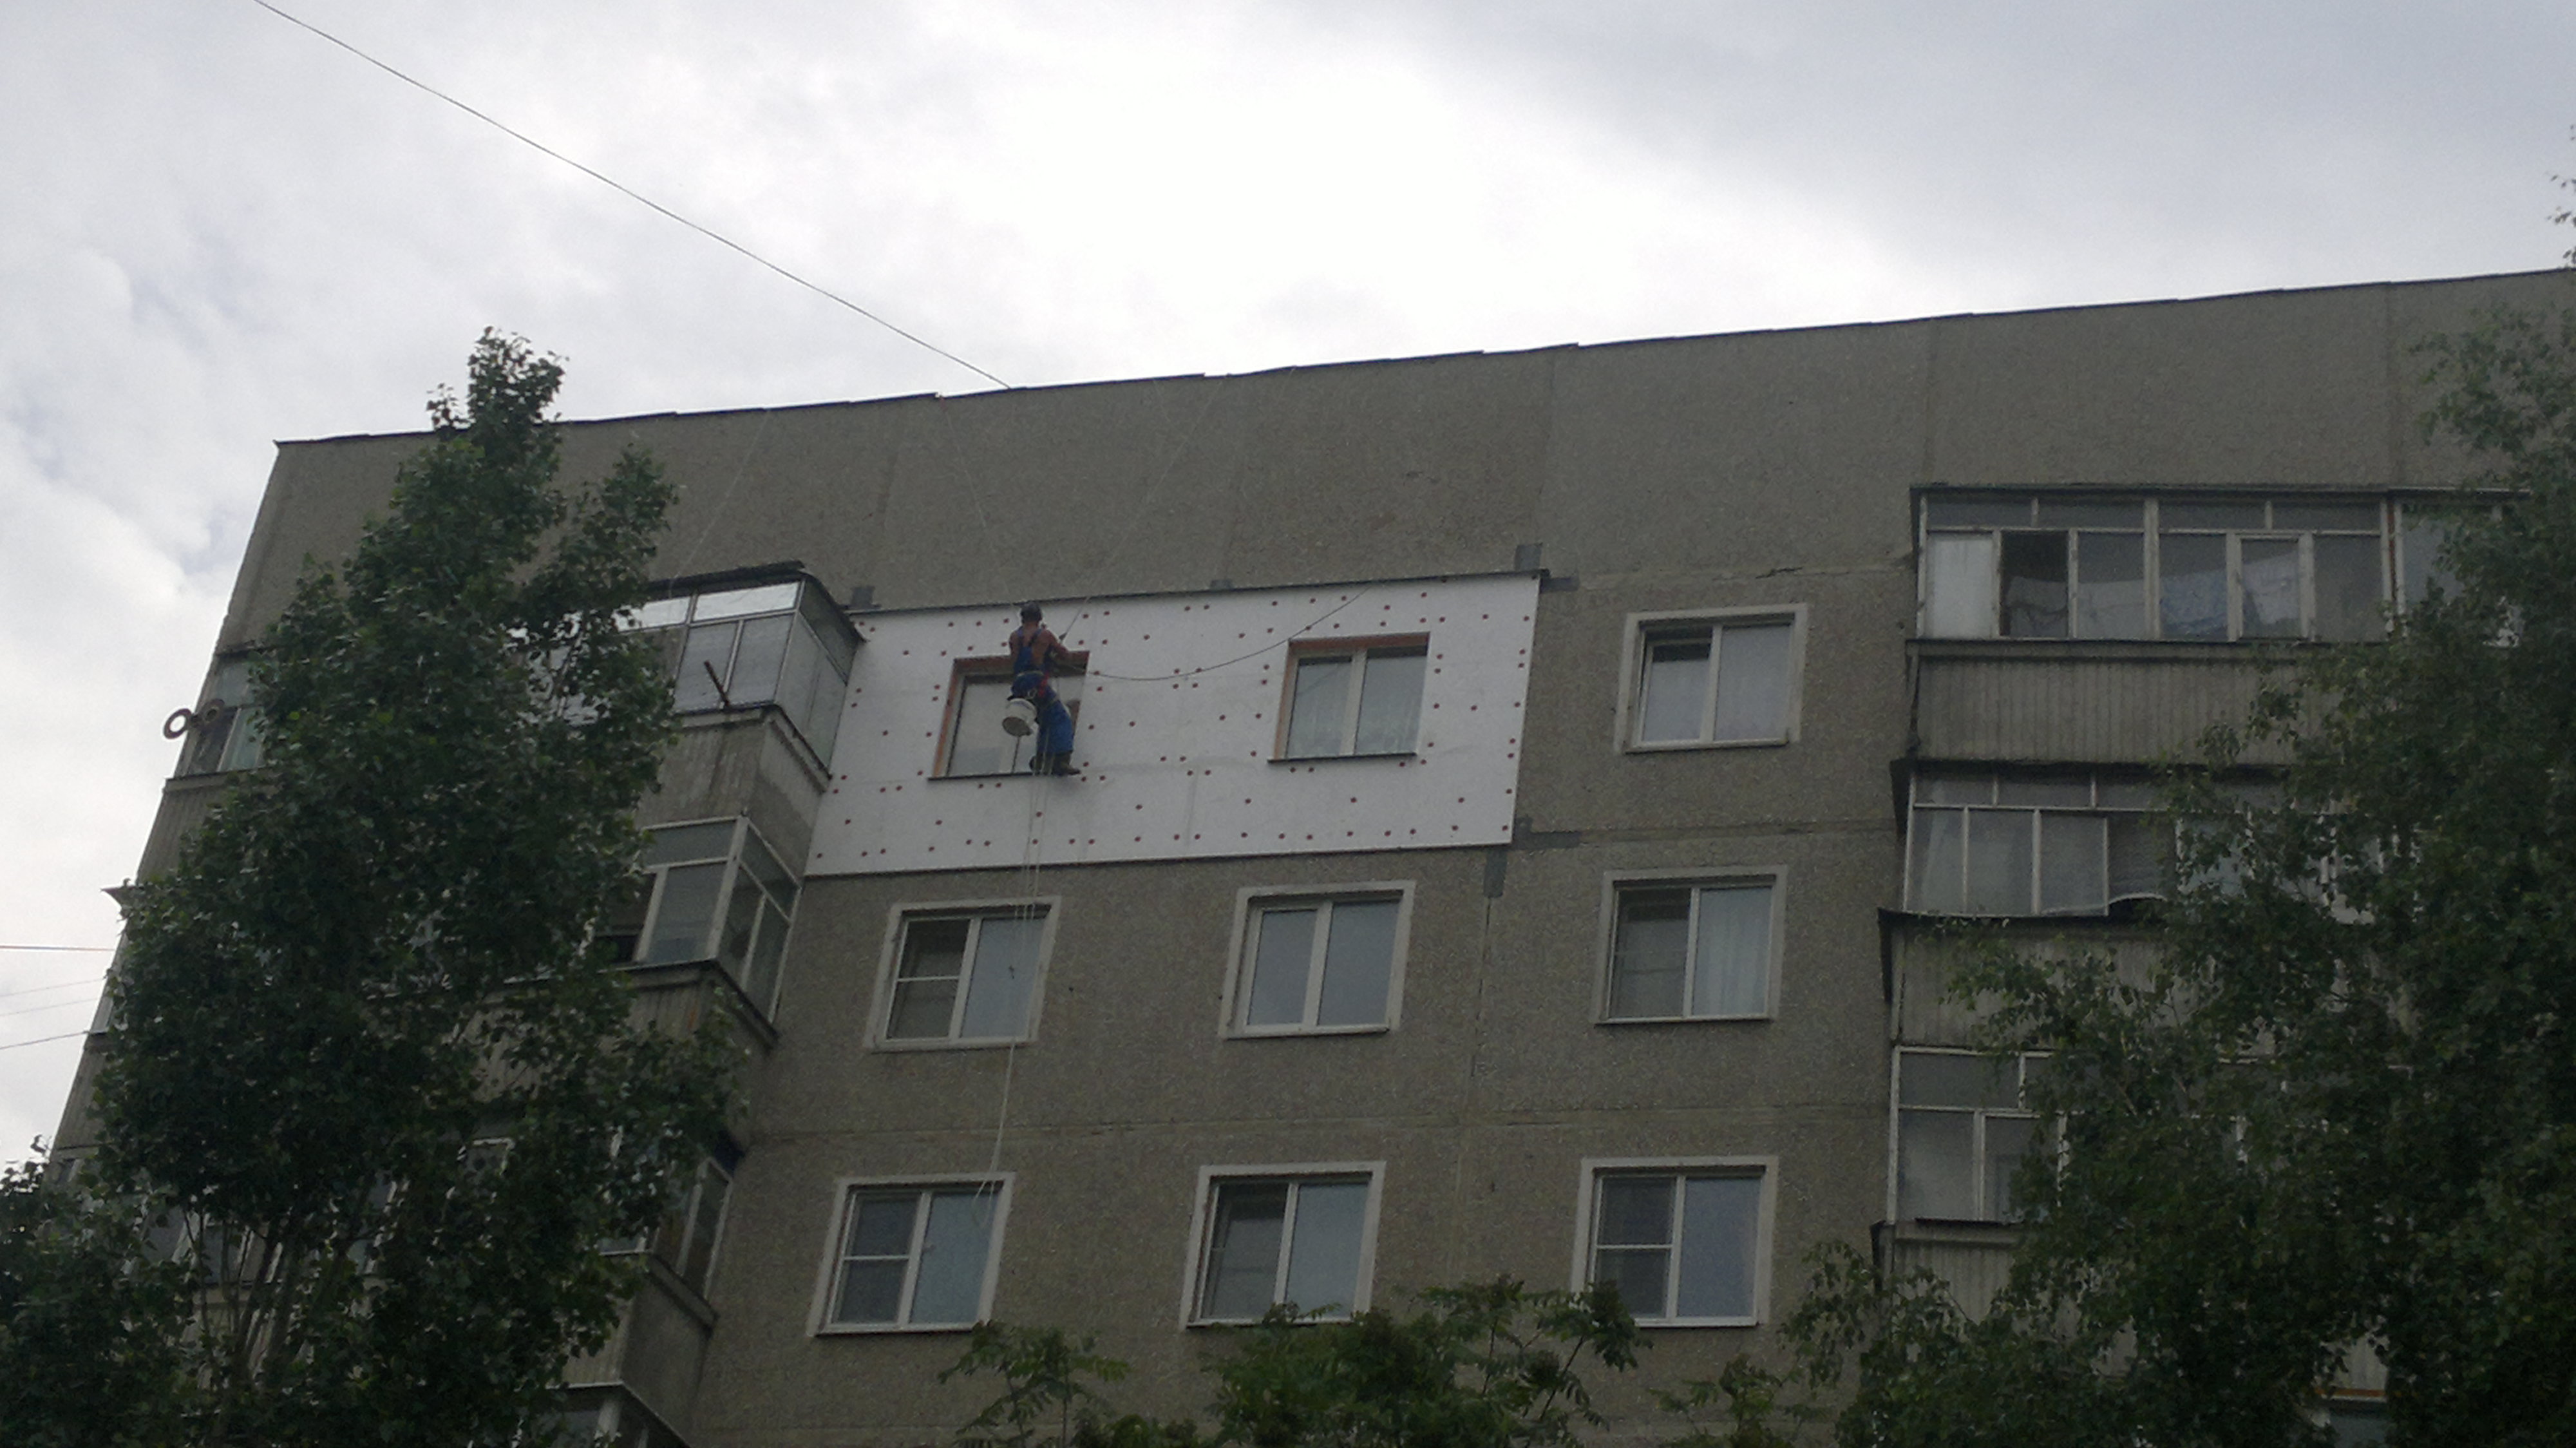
[59,269,2573,1445]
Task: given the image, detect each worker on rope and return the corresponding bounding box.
[1009,602,1081,776]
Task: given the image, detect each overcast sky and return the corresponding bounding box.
[3,0,2568,1155]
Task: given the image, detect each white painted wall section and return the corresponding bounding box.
[808,576,1539,875]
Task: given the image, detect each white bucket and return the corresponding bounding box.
[1001,696,1037,737]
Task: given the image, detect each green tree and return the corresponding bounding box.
[64,332,729,1445]
[943,1279,1643,1448]
[1206,1279,1642,1448]
[0,1156,194,1447]
[1788,297,2576,1447]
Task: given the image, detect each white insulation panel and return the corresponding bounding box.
[808,575,1539,875]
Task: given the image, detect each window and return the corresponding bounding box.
[178,656,265,775]
[1602,876,1779,1020]
[819,1178,1008,1331]
[1189,1167,1381,1323]
[1905,773,2161,917]
[1897,1051,2047,1223]
[1577,1161,1771,1326]
[1626,611,1800,748]
[877,904,1053,1045]
[2394,499,2504,611]
[656,1152,735,1296]
[1920,494,2389,643]
[1280,640,1426,758]
[938,659,1086,777]
[603,819,800,1013]
[1228,888,1410,1034]
[612,1147,739,1297]
[623,575,858,766]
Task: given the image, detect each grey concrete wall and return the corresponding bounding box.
[213,272,2570,653]
[696,837,1888,1439]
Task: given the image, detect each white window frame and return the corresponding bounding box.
[810,1172,1014,1335]
[1595,867,1786,1023]
[1889,1049,2050,1224]
[1569,1156,1776,1328]
[618,815,802,1013]
[1220,882,1416,1037]
[869,897,1061,1050]
[1615,606,1806,753]
[1276,637,1430,760]
[1180,1161,1385,1327]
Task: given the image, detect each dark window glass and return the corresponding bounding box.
[1999,532,2069,638]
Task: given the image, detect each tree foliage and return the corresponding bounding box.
[942,1279,1647,1448]
[1784,297,2576,1448]
[17,333,731,1445]
[0,1156,193,1447]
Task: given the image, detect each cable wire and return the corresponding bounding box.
[1083,590,1368,680]
[0,1029,88,1054]
[245,0,1012,391]
[0,973,107,1004]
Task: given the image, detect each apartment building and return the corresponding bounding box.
[53,269,2562,1445]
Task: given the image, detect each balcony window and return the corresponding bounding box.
[604,817,799,1013]
[1897,1051,2047,1223]
[624,575,857,765]
[1921,495,2389,643]
[177,656,266,776]
[1906,773,2162,917]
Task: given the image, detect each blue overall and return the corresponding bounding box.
[1010,627,1076,767]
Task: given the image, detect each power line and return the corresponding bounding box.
[245,0,1014,392]
[0,945,112,952]
[0,973,108,1004]
[0,996,100,1024]
[0,1029,88,1054]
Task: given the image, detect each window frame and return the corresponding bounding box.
[614,1147,738,1299]
[1220,882,1416,1038]
[1915,493,2394,643]
[1595,867,1787,1024]
[623,573,858,766]
[1891,1049,2050,1224]
[1273,635,1431,761]
[869,897,1061,1051]
[934,653,1088,779]
[810,1172,1014,1335]
[1569,1156,1776,1328]
[612,815,802,1014]
[1614,606,1807,753]
[1902,772,2163,918]
[178,654,267,776]
[1180,1161,1385,1327]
